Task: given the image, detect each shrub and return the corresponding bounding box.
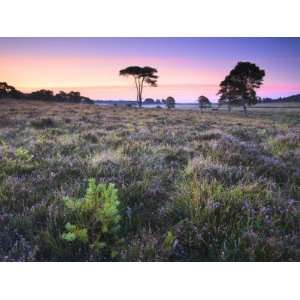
[82,132,99,143]
[60,178,122,260]
[31,118,56,129]
[61,179,121,259]
[15,147,33,162]
[266,134,300,156]
[0,143,35,176]
[38,178,122,261]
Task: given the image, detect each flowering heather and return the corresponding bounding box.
[0,99,299,261]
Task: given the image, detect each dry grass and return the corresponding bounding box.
[0,99,299,261]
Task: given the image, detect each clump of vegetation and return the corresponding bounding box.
[169,171,299,261]
[39,179,122,261]
[0,141,35,177]
[60,179,121,260]
[266,134,300,156]
[0,99,299,261]
[31,117,56,129]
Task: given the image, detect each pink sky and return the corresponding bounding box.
[0,38,299,101]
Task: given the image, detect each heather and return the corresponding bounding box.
[0,99,299,261]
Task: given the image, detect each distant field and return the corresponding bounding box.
[98,101,300,113]
[192,101,300,112]
[254,101,300,107]
[0,99,299,261]
[249,101,300,112]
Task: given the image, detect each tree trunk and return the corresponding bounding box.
[137,92,142,108]
[137,95,141,107]
[243,103,248,116]
[134,77,140,107]
[242,98,248,116]
[136,78,143,108]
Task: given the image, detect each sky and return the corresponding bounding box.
[0,37,300,102]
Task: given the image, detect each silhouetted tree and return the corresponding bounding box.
[55,91,85,103]
[68,91,82,102]
[119,66,158,107]
[55,91,68,101]
[217,62,265,115]
[198,95,211,112]
[81,96,94,104]
[165,96,175,109]
[29,89,54,101]
[0,82,23,99]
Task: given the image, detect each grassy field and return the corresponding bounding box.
[0,99,300,261]
[130,101,300,112]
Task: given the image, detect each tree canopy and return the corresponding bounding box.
[0,82,23,99]
[218,62,265,114]
[165,96,175,109]
[198,95,211,111]
[119,66,158,107]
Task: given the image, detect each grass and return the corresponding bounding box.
[0,99,299,261]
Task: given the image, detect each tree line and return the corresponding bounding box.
[259,94,300,103]
[0,82,93,104]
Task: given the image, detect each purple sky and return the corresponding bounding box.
[0,37,299,101]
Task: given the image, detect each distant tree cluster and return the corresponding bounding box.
[143,98,155,104]
[28,89,54,101]
[0,82,93,104]
[259,94,300,103]
[143,98,162,105]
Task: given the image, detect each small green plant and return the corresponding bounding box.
[15,147,34,162]
[61,223,88,243]
[267,136,299,156]
[61,178,121,259]
[163,230,175,252]
[0,142,34,176]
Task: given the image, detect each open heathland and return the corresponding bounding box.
[0,99,299,261]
